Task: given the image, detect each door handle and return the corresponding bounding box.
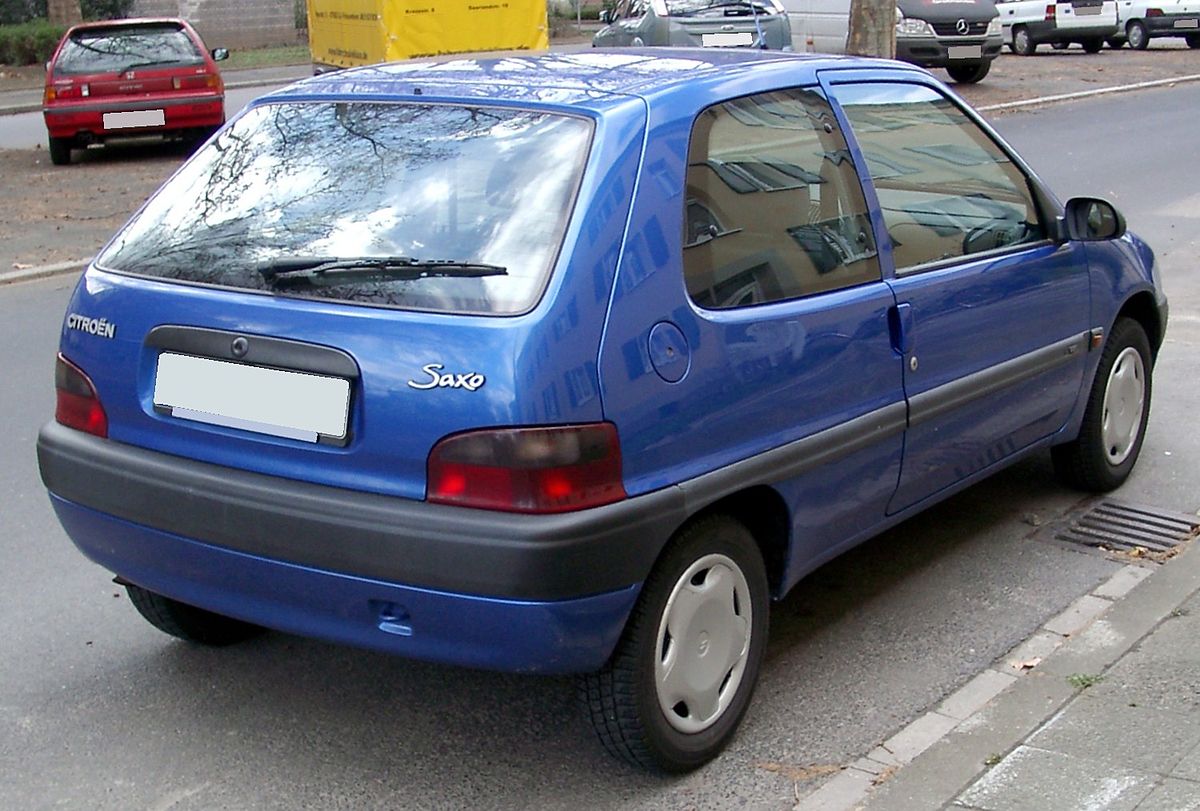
[888,302,914,357]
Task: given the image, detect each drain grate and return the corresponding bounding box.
[1056,500,1200,559]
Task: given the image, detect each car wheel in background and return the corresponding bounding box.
[1081,38,1104,53]
[48,137,72,166]
[126,583,265,646]
[1186,33,1200,48]
[1126,20,1150,49]
[1013,26,1037,55]
[580,515,769,772]
[1107,37,1125,48]
[1052,317,1152,492]
[946,61,991,83]
[1051,41,1069,50]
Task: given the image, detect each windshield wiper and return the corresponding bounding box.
[119,59,183,73]
[257,256,508,288]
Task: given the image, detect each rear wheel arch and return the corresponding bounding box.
[682,486,791,597]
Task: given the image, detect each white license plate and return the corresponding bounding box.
[102,109,166,130]
[702,32,754,46]
[153,353,351,443]
[1174,18,1198,27]
[1074,5,1102,14]
[948,45,983,59]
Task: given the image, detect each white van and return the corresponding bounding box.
[995,0,1119,53]
[1112,0,1200,48]
[782,0,1003,83]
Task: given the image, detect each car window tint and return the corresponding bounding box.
[54,25,203,75]
[97,102,593,316]
[683,88,881,310]
[835,83,1046,273]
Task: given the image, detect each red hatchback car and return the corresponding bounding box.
[42,18,227,165]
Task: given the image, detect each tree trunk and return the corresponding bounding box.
[47,0,84,26]
[846,0,897,58]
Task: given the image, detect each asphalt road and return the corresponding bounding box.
[2,85,1198,810]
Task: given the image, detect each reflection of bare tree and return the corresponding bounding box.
[97,102,588,315]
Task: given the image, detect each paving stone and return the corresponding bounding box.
[1027,695,1200,775]
[938,670,1018,721]
[1174,740,1200,782]
[877,711,959,764]
[1134,777,1200,810]
[794,767,873,811]
[1001,631,1065,673]
[956,746,1156,811]
[1094,565,1153,600]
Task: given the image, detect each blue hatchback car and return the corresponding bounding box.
[38,50,1167,772]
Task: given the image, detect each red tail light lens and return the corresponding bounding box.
[427,423,626,514]
[1146,7,1163,15]
[55,354,108,438]
[1044,4,1056,19]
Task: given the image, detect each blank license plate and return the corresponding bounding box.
[702,32,754,46]
[153,352,350,443]
[103,109,166,130]
[1174,18,1198,27]
[948,45,983,58]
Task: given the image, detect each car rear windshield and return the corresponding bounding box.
[54,24,203,75]
[97,102,594,315]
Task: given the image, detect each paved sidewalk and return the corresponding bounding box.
[0,63,313,115]
[797,534,1200,811]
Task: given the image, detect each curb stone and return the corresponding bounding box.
[793,547,1197,811]
[0,259,88,286]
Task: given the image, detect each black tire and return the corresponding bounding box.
[1186,33,1200,48]
[48,137,71,166]
[126,583,264,646]
[1081,38,1104,53]
[946,60,991,83]
[1127,20,1150,50]
[1013,26,1037,56]
[580,515,769,773]
[1107,37,1126,49]
[1051,41,1069,50]
[1052,318,1153,492]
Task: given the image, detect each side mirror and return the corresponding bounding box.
[1062,197,1125,241]
[45,60,52,72]
[211,47,229,61]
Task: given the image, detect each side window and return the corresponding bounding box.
[835,83,1046,273]
[683,88,881,310]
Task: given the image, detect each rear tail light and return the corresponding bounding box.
[176,74,221,90]
[55,354,108,438]
[1045,4,1056,20]
[1146,7,1163,15]
[427,423,626,514]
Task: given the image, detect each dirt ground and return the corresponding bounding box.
[2,42,1198,271]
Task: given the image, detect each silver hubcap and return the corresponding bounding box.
[654,554,752,734]
[1101,346,1145,466]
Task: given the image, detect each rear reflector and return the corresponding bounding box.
[55,354,107,438]
[427,423,626,514]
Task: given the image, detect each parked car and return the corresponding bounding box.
[996,0,1120,53]
[42,18,228,166]
[38,49,1166,773]
[1110,0,1200,47]
[593,0,793,49]
[781,0,1003,83]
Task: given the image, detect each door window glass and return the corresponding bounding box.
[835,83,1046,273]
[683,89,881,309]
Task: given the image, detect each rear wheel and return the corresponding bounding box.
[946,60,991,83]
[1126,20,1150,49]
[126,583,264,646]
[580,515,769,772]
[1081,37,1104,53]
[1186,33,1200,48]
[1013,26,1037,55]
[48,137,71,166]
[1052,318,1152,492]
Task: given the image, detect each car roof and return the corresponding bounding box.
[262,49,901,111]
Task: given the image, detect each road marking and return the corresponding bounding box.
[979,73,1200,112]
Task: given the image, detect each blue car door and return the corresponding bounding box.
[825,76,1091,514]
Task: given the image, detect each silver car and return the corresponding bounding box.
[593,0,793,50]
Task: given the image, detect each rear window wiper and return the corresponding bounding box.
[257,256,508,288]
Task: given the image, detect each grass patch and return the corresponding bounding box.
[222,44,311,71]
[1066,673,1106,690]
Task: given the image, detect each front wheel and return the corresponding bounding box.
[1127,20,1150,50]
[1013,26,1037,56]
[580,515,769,772]
[1052,318,1153,492]
[1081,38,1104,53]
[947,60,991,83]
[126,583,265,646]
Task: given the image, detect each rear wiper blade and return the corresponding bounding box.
[119,59,182,73]
[258,256,508,288]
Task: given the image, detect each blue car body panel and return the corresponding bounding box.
[38,50,1165,674]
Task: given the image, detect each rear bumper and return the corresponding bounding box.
[1145,15,1200,34]
[1023,20,1119,42]
[43,93,224,139]
[51,495,639,673]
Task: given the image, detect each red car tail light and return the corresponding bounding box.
[1044,4,1056,20]
[1146,7,1164,15]
[428,423,626,514]
[55,354,108,438]
[175,74,220,90]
